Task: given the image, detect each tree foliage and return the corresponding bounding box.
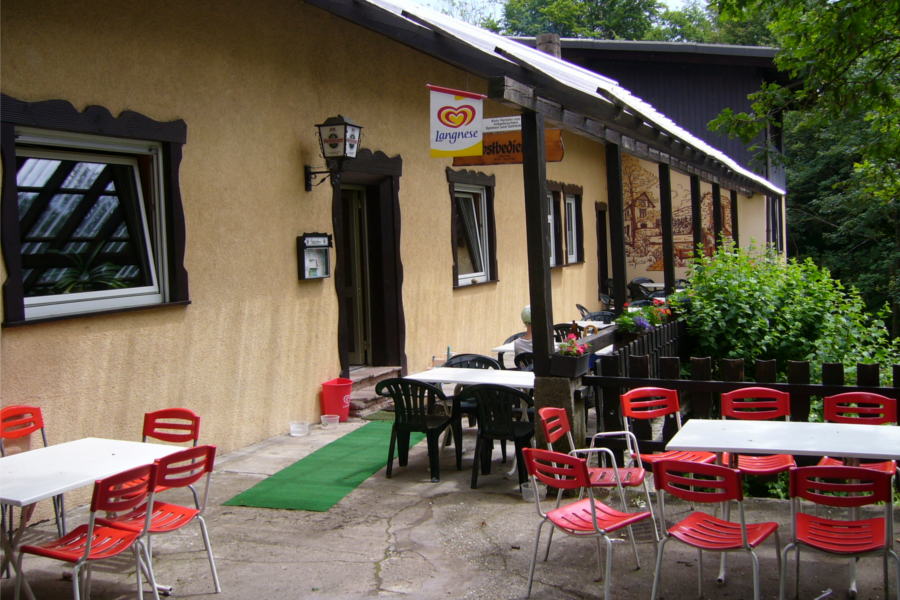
[708,0,900,335]
[501,0,662,39]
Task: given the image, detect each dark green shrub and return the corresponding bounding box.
[670,241,898,382]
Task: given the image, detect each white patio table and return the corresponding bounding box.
[665,419,900,586]
[0,437,182,599]
[406,366,535,389]
[666,418,900,461]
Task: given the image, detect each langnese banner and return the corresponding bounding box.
[428,84,485,157]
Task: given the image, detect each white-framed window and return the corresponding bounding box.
[547,183,582,266]
[2,96,189,325]
[565,193,579,264]
[447,168,496,288]
[547,191,558,267]
[454,185,489,284]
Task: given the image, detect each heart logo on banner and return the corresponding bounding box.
[438,105,476,128]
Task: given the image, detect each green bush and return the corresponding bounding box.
[670,241,899,382]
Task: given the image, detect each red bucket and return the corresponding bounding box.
[321,377,352,422]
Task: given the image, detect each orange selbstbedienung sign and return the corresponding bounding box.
[452,128,564,166]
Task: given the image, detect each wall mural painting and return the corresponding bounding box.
[721,191,733,240]
[622,155,696,272]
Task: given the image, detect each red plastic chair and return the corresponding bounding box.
[13,463,160,600]
[143,408,201,445]
[779,465,899,600]
[140,408,201,500]
[650,459,781,600]
[0,405,66,537]
[720,387,797,475]
[537,406,659,542]
[522,447,653,599]
[620,387,716,465]
[817,392,897,474]
[99,445,221,594]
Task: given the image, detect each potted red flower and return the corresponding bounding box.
[550,334,590,377]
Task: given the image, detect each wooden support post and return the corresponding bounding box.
[606,142,628,313]
[712,182,723,249]
[690,175,703,254]
[659,163,675,294]
[730,189,739,247]
[520,110,552,376]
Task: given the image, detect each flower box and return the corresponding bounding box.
[549,353,590,378]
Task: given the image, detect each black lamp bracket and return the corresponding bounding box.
[304,165,331,191]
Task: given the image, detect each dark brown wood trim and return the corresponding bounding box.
[1,122,25,323]
[3,300,191,328]
[562,183,583,196]
[446,167,495,187]
[1,94,186,143]
[333,149,406,375]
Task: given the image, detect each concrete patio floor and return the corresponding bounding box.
[4,419,897,599]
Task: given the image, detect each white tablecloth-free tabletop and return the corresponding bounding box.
[406,367,535,389]
[667,419,900,461]
[0,437,183,507]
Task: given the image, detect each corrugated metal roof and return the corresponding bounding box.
[357,0,785,196]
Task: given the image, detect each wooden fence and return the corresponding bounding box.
[582,321,899,454]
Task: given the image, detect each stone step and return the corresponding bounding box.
[349,389,394,419]
[348,366,401,389]
[347,366,401,418]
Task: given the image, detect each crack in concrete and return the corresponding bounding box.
[372,492,445,596]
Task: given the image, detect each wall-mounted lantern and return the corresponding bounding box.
[304,115,363,191]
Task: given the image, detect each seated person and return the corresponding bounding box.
[513,305,533,356]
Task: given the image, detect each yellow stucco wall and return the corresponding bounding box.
[738,192,771,249]
[0,0,611,459]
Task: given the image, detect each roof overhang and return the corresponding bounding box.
[302,0,785,197]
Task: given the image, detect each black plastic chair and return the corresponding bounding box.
[627,277,654,302]
[584,310,614,323]
[599,293,614,311]
[498,332,526,368]
[628,299,652,308]
[444,353,501,370]
[513,352,534,371]
[442,353,501,426]
[375,378,462,482]
[458,384,534,488]
[552,323,583,343]
[576,303,591,319]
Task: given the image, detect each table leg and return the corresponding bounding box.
[717,452,735,584]
[1,505,37,600]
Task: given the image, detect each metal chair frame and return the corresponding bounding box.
[14,463,160,600]
[817,392,897,474]
[538,406,660,552]
[650,459,781,600]
[99,445,221,595]
[522,447,652,598]
[779,465,899,600]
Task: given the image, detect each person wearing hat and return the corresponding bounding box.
[513,305,533,356]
